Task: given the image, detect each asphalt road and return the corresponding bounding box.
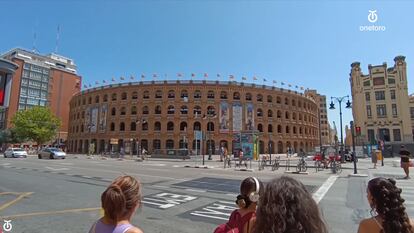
[0,155,412,233]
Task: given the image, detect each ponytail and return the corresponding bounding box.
[101,184,127,221]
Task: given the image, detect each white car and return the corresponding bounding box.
[4,148,28,158]
[38,147,66,159]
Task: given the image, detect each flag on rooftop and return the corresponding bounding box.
[83,84,88,88]
[300,87,304,90]
[177,73,183,77]
[130,75,135,80]
[120,76,125,81]
[141,74,145,79]
[253,76,258,80]
[217,74,221,78]
[295,85,298,89]
[204,73,208,78]
[112,77,116,82]
[191,73,196,77]
[95,81,99,85]
[229,75,235,80]
[88,84,92,87]
[263,78,267,82]
[103,80,107,84]
[281,82,285,85]
[242,77,247,81]
[273,80,277,84]
[153,74,157,78]
[288,84,292,87]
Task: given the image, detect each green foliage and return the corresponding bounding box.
[0,128,26,144]
[11,106,61,146]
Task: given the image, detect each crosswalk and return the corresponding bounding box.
[395,179,414,216]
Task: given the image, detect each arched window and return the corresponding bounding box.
[277,110,282,118]
[220,91,227,99]
[268,110,273,117]
[257,94,263,102]
[194,90,201,99]
[257,108,263,117]
[110,122,115,131]
[268,124,273,133]
[207,106,215,115]
[267,95,272,103]
[142,121,148,131]
[276,96,281,104]
[285,97,289,105]
[180,106,188,114]
[111,107,116,116]
[121,92,127,100]
[103,94,108,102]
[233,92,240,100]
[166,140,174,149]
[258,124,263,132]
[132,91,138,100]
[112,93,117,101]
[168,90,175,99]
[120,122,125,131]
[293,126,297,134]
[154,122,161,131]
[292,99,296,106]
[130,122,136,131]
[120,107,126,115]
[299,113,302,121]
[167,105,175,114]
[131,106,137,115]
[167,121,174,131]
[181,90,188,98]
[180,122,187,131]
[194,106,202,115]
[207,91,215,99]
[153,140,161,150]
[142,106,149,114]
[298,101,302,108]
[286,126,290,134]
[207,122,214,131]
[155,90,162,98]
[88,97,92,104]
[82,98,86,105]
[304,115,307,122]
[143,91,149,99]
[277,125,282,133]
[81,125,84,132]
[95,96,100,103]
[299,127,303,134]
[292,112,296,120]
[285,111,290,119]
[194,122,201,131]
[155,105,162,114]
[245,93,252,101]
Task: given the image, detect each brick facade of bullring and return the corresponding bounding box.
[67,80,320,155]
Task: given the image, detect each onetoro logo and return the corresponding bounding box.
[360,10,386,32]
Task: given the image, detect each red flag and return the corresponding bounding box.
[112,77,116,82]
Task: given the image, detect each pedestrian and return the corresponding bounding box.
[400,145,411,179]
[371,149,378,169]
[253,176,328,233]
[89,175,143,233]
[357,177,414,233]
[220,146,225,162]
[214,177,263,233]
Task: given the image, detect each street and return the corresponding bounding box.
[0,155,413,233]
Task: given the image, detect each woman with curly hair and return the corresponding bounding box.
[253,176,328,233]
[358,177,414,233]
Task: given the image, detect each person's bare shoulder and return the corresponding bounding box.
[357,218,372,233]
[126,226,143,233]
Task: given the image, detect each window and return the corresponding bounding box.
[363,80,371,87]
[120,107,126,115]
[367,129,375,144]
[194,106,202,115]
[112,93,117,101]
[392,104,398,116]
[267,95,273,103]
[268,110,273,117]
[153,140,161,150]
[180,122,187,131]
[194,90,201,99]
[131,106,137,115]
[207,106,215,115]
[373,77,385,86]
[245,93,252,101]
[277,110,282,118]
[293,126,297,134]
[142,106,149,114]
[285,98,289,105]
[154,122,161,131]
[120,122,125,131]
[142,122,148,131]
[155,90,162,98]
[393,129,401,141]
[376,104,387,117]
[180,106,188,114]
[375,91,385,100]
[257,109,263,117]
[220,91,227,99]
[168,90,175,99]
[233,92,240,100]
[286,126,290,134]
[292,112,296,120]
[143,91,149,99]
[121,92,127,100]
[167,121,174,131]
[268,124,273,133]
[103,94,108,102]
[155,105,162,114]
[88,97,92,104]
[388,78,395,84]
[95,96,100,103]
[110,123,115,131]
[292,99,296,106]
[168,105,175,114]
[365,92,370,101]
[207,91,214,99]
[366,105,372,118]
[285,111,290,119]
[194,122,201,131]
[276,96,281,104]
[132,91,138,100]
[130,122,136,131]
[411,107,414,119]
[207,122,214,131]
[166,140,174,149]
[277,125,282,133]
[181,90,188,98]
[258,124,263,132]
[390,90,396,100]
[257,94,263,102]
[111,107,116,116]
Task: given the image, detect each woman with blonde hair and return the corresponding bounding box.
[89,175,143,233]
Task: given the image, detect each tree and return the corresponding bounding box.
[11,107,61,147]
[0,128,26,145]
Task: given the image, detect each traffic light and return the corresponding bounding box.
[355,126,361,136]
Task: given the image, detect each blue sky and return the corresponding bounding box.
[1,0,413,136]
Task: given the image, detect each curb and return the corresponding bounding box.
[284,171,309,175]
[184,164,214,169]
[234,168,254,172]
[348,173,369,177]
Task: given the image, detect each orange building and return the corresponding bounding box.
[1,48,82,145]
[68,80,320,156]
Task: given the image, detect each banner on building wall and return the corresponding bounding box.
[219,102,230,132]
[85,107,91,133]
[99,104,108,132]
[245,103,254,130]
[90,106,99,133]
[232,102,242,132]
[0,74,5,106]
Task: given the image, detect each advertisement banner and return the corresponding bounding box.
[99,104,108,132]
[85,107,90,132]
[90,106,98,133]
[245,103,254,130]
[232,102,242,132]
[241,133,254,160]
[219,102,229,132]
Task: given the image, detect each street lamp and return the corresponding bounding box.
[203,113,217,161]
[329,95,351,162]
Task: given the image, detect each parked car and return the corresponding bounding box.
[3,148,28,158]
[38,147,66,159]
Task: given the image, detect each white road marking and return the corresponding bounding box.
[152,185,170,189]
[172,165,181,168]
[45,166,69,171]
[141,163,166,167]
[185,189,207,193]
[312,175,338,204]
[0,163,11,166]
[58,163,73,166]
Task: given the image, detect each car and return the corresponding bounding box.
[38,147,66,159]
[3,148,28,158]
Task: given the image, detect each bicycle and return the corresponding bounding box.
[271,156,280,171]
[296,156,307,172]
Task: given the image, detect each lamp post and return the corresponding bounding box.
[329,95,351,162]
[203,113,217,161]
